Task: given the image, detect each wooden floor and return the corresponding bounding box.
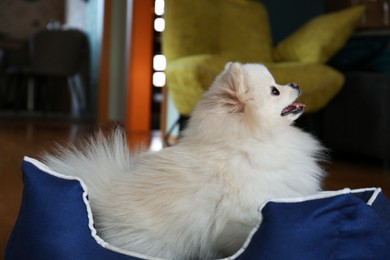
[1,118,389,256]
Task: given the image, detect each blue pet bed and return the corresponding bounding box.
[6,157,390,259]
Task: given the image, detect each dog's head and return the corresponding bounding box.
[235,62,304,121]
[186,62,305,140]
[204,62,303,119]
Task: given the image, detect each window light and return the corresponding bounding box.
[154,18,165,32]
[153,72,166,87]
[153,54,166,71]
[155,0,165,16]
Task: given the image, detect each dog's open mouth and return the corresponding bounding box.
[281,103,305,116]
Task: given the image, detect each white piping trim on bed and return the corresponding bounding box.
[228,186,382,259]
[23,156,165,260]
[255,187,380,205]
[23,157,382,260]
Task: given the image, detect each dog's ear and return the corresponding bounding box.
[218,62,248,113]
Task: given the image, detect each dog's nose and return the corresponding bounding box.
[289,82,299,89]
[289,82,300,94]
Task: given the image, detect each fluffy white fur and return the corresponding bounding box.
[43,63,325,259]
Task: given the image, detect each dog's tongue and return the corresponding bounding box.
[282,103,305,116]
[291,103,305,109]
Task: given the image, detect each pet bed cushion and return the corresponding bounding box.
[273,6,365,63]
[6,157,390,259]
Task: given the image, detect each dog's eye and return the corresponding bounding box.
[271,86,280,96]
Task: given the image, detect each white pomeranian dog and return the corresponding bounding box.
[43,62,325,259]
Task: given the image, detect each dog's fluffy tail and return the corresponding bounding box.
[41,128,134,196]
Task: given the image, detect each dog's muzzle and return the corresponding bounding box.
[289,83,301,95]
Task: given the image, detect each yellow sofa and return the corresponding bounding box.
[162,0,364,117]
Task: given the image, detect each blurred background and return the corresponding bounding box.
[1,0,390,256]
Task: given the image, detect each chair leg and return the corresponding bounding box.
[68,74,86,117]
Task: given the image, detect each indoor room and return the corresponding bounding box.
[1,0,390,258]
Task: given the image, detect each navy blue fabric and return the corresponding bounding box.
[5,160,138,260]
[236,190,390,260]
[5,159,390,259]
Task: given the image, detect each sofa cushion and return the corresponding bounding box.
[162,0,221,61]
[220,0,273,63]
[163,0,273,63]
[273,6,365,63]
